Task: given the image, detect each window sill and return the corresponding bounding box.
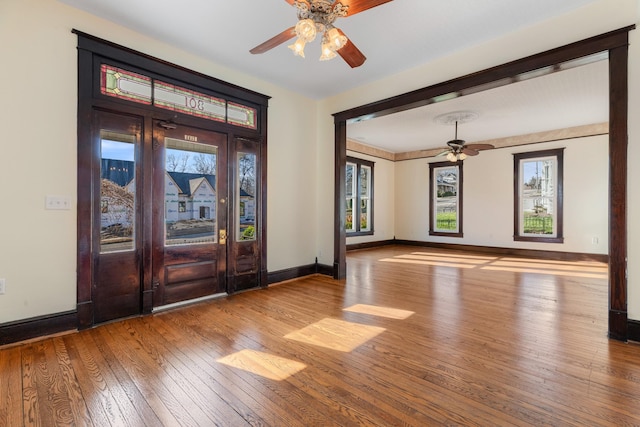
[429,231,463,238]
[347,231,374,237]
[514,235,564,243]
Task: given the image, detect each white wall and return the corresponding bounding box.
[345,151,395,245]
[394,136,609,254]
[0,0,319,323]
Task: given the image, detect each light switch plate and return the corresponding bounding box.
[46,195,71,210]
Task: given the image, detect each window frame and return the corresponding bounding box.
[429,161,463,237]
[346,156,374,236]
[513,148,564,243]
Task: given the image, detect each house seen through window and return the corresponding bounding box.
[429,161,463,237]
[514,148,564,243]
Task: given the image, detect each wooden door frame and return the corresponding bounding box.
[75,31,269,329]
[333,26,634,340]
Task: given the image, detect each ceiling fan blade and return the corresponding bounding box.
[464,143,494,151]
[250,27,297,54]
[461,148,480,156]
[336,29,366,68]
[284,0,296,4]
[435,149,451,157]
[340,0,394,16]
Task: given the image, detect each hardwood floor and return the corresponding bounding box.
[2,245,640,426]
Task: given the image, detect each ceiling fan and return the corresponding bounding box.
[249,0,394,67]
[436,120,494,162]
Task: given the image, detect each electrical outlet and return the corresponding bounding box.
[0,278,5,295]
[45,195,71,210]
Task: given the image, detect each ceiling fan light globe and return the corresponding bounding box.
[320,42,337,60]
[295,19,317,42]
[446,152,457,162]
[458,153,468,161]
[326,27,347,51]
[288,38,306,57]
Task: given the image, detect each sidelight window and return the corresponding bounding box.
[100,132,137,253]
[237,152,257,241]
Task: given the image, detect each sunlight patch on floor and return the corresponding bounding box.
[499,257,605,267]
[217,349,306,381]
[379,257,477,268]
[285,318,385,352]
[411,252,499,260]
[343,304,414,320]
[398,254,492,265]
[481,265,607,279]
[379,251,607,279]
[488,260,607,273]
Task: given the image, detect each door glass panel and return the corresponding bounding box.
[237,152,257,241]
[100,132,136,253]
[165,138,217,245]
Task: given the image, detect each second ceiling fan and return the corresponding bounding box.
[436,120,494,162]
[250,0,394,68]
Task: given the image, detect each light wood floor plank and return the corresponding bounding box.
[21,344,42,426]
[51,337,94,426]
[119,318,257,426]
[148,313,315,426]
[61,333,116,426]
[0,347,23,427]
[2,245,640,426]
[77,330,149,426]
[168,304,348,426]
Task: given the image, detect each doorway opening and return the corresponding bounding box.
[333,27,633,340]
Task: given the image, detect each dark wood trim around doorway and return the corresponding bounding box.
[74,31,270,329]
[333,26,635,340]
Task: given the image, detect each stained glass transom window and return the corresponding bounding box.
[99,63,258,130]
[228,102,257,129]
[154,81,226,122]
[100,64,152,105]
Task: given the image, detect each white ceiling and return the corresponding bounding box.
[57,0,608,153]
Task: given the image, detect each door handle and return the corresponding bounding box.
[219,229,227,245]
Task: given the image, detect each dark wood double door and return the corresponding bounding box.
[91,111,261,324]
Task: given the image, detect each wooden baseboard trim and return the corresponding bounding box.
[268,264,316,284]
[628,319,640,343]
[347,239,395,251]
[0,310,77,346]
[268,262,333,285]
[393,239,608,263]
[316,263,333,276]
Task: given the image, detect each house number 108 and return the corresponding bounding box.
[185,96,205,111]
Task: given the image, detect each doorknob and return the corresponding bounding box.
[219,229,227,245]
